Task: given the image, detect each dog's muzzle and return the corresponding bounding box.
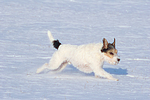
[114,57,120,65]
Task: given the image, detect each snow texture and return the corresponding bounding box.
[0,0,150,100]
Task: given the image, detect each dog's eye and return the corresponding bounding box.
[109,52,114,55]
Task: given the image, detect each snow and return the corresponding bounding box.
[0,0,150,100]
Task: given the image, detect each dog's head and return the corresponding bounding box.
[101,38,120,65]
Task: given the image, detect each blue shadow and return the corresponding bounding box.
[104,68,128,75]
[61,65,128,76]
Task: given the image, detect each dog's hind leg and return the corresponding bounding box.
[36,63,49,74]
[47,58,66,71]
[36,51,67,73]
[36,59,67,74]
[45,51,67,71]
[55,61,68,72]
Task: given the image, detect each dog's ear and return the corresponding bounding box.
[102,38,108,49]
[112,38,115,48]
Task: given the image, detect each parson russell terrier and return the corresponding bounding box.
[36,31,120,81]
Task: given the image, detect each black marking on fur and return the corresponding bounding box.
[53,40,61,49]
[101,43,115,53]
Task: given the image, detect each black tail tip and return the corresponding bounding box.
[53,40,61,49]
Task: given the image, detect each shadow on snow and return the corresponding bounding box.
[104,68,128,75]
[60,65,128,76]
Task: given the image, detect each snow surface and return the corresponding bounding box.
[0,0,150,100]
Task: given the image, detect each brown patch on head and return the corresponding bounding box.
[104,48,118,58]
[115,49,118,54]
[101,38,118,58]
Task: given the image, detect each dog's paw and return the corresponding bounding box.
[95,75,100,78]
[106,76,119,81]
[36,63,48,74]
[114,78,119,81]
[109,77,119,81]
[36,68,43,74]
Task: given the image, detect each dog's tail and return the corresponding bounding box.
[47,31,61,49]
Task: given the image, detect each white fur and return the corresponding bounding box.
[48,31,54,42]
[36,31,119,81]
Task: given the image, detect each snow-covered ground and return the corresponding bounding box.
[0,0,150,100]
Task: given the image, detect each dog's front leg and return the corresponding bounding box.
[93,66,118,81]
[100,70,118,81]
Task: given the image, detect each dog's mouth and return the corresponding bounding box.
[109,58,120,65]
[114,61,119,65]
[114,59,120,65]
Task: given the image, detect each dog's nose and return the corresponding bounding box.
[117,58,120,62]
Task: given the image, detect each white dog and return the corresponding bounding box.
[36,31,120,81]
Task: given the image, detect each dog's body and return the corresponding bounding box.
[36,31,120,81]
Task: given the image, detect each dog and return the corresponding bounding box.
[36,31,120,81]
